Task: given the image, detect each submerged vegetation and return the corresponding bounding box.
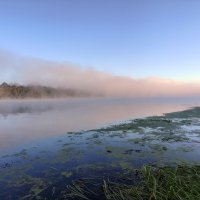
[1,107,200,199]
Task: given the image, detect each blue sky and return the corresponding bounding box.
[0,0,200,81]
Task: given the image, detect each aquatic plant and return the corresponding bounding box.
[64,165,200,200]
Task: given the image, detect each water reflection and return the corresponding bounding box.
[0,97,199,153]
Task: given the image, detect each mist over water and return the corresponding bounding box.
[0,97,199,155]
[1,49,200,98]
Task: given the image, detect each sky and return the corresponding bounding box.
[0,0,200,88]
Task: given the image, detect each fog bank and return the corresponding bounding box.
[1,49,200,98]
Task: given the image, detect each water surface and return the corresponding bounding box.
[1,97,200,199]
[0,97,198,154]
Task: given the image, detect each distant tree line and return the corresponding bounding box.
[0,82,90,98]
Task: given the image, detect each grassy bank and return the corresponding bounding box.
[66,164,200,200]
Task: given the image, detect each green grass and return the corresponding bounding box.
[65,165,200,200]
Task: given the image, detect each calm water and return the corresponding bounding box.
[1,97,200,199]
[0,97,198,154]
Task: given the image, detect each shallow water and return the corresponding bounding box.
[0,97,200,199]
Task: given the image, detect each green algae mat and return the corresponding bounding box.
[1,107,200,199]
